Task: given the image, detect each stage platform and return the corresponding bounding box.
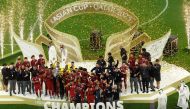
[0,61,190,106]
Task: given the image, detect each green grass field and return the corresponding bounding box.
[55,13,129,59]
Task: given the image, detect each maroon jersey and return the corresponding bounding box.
[36,58,45,70]
[128,57,136,69]
[86,87,95,102]
[30,59,37,67]
[45,69,53,81]
[70,83,77,98]
[120,64,128,73]
[32,76,41,86]
[79,84,85,96]
[22,61,30,68]
[45,69,53,91]
[15,62,22,69]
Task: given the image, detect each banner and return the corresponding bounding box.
[44,101,124,109]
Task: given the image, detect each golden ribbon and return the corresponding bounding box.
[36,0,150,62]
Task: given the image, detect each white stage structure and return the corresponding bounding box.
[13,32,46,61]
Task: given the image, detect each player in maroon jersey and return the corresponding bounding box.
[30,55,37,68]
[22,57,30,68]
[128,53,136,70]
[120,62,128,91]
[79,83,85,103]
[32,74,42,99]
[44,67,54,98]
[15,57,22,70]
[36,54,45,71]
[69,82,77,102]
[86,82,95,104]
[138,54,143,65]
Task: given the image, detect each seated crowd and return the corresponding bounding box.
[1,48,161,104]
